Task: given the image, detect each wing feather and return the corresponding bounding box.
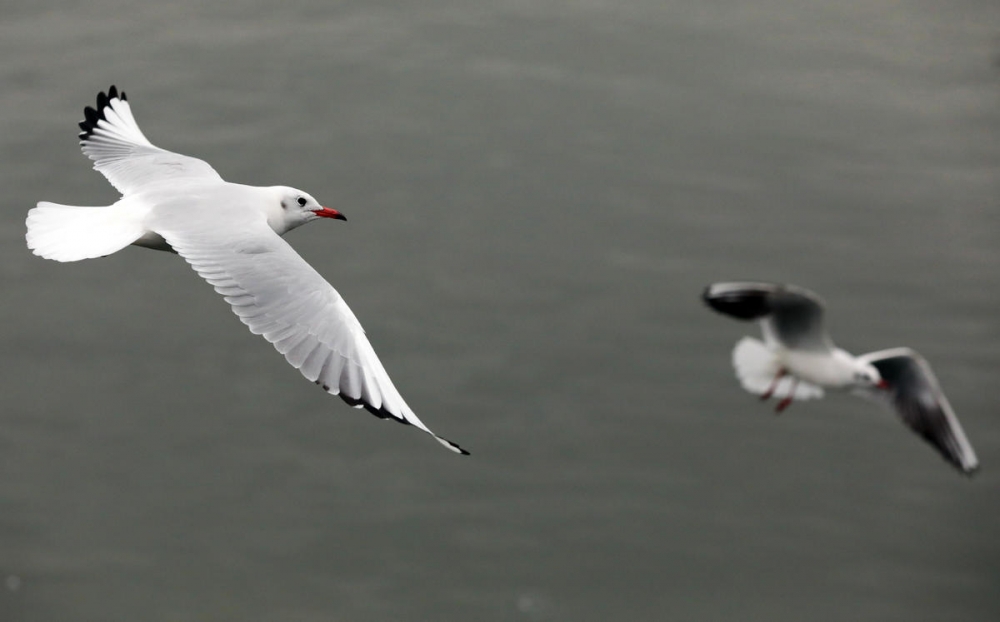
[703,281,831,351]
[79,86,223,195]
[151,211,468,455]
[859,348,978,474]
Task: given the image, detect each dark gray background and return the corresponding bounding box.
[2,1,998,620]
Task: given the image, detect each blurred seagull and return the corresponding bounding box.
[26,86,468,455]
[703,281,978,474]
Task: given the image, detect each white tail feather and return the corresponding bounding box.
[732,336,824,401]
[26,201,145,262]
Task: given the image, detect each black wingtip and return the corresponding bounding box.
[438,436,471,455]
[78,85,125,141]
[702,283,773,321]
[337,393,469,455]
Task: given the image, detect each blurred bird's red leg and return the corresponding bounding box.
[775,378,798,413]
[760,368,787,400]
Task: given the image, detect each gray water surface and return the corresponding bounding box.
[2,1,999,620]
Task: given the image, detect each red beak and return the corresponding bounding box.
[313,207,346,221]
[877,379,890,390]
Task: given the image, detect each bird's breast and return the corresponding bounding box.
[783,350,853,388]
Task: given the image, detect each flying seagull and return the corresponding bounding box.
[703,281,978,474]
[26,86,468,455]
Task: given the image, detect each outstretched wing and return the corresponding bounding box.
[703,281,831,351]
[858,348,978,474]
[150,206,468,455]
[79,85,222,195]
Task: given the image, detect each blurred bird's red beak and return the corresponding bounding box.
[877,379,890,390]
[313,207,346,221]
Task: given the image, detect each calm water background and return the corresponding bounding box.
[1,1,998,620]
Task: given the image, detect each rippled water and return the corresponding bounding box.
[2,1,998,620]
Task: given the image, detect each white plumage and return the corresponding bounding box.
[732,337,824,402]
[26,86,468,455]
[704,281,978,474]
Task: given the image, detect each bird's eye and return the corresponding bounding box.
[296,196,307,207]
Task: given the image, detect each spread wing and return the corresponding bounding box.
[703,281,831,351]
[150,207,468,455]
[79,86,222,195]
[858,348,978,474]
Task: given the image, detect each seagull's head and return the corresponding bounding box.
[275,186,346,231]
[852,362,888,390]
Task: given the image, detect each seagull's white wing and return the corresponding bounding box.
[151,208,468,455]
[858,348,978,474]
[79,86,222,195]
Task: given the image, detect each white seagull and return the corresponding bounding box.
[26,86,468,455]
[703,281,978,474]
